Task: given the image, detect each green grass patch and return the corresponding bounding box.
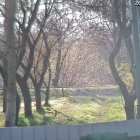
[0,88,126,127]
[48,95,125,125]
[19,109,53,126]
[0,112,5,127]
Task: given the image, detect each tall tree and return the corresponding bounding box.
[73,0,136,119]
[5,0,17,126]
[109,0,136,119]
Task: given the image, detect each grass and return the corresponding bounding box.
[0,113,5,126]
[0,87,126,127]
[19,109,53,126]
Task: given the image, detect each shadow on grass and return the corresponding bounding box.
[48,106,85,124]
[19,108,53,126]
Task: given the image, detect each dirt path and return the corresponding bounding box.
[75,86,120,96]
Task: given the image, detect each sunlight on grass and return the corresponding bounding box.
[105,97,125,121]
[0,89,126,127]
[50,95,125,125]
[0,112,5,127]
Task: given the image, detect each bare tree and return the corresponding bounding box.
[71,0,136,119]
[109,0,136,120]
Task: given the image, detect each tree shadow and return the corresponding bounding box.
[19,108,53,126]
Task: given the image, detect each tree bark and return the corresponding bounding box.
[2,83,7,113]
[2,48,7,113]
[44,90,50,106]
[34,86,42,111]
[125,97,135,120]
[5,0,17,127]
[53,48,62,87]
[44,64,51,106]
[15,92,21,126]
[17,75,32,117]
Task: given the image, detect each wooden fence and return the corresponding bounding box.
[0,119,140,140]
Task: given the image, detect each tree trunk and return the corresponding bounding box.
[2,49,7,113]
[123,37,136,120]
[15,92,21,126]
[5,0,17,127]
[30,74,42,112]
[125,98,135,120]
[44,64,51,106]
[20,83,32,117]
[35,86,42,111]
[2,83,7,113]
[44,84,50,106]
[17,75,32,117]
[109,33,135,120]
[53,49,61,87]
[110,56,135,120]
[21,82,32,117]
